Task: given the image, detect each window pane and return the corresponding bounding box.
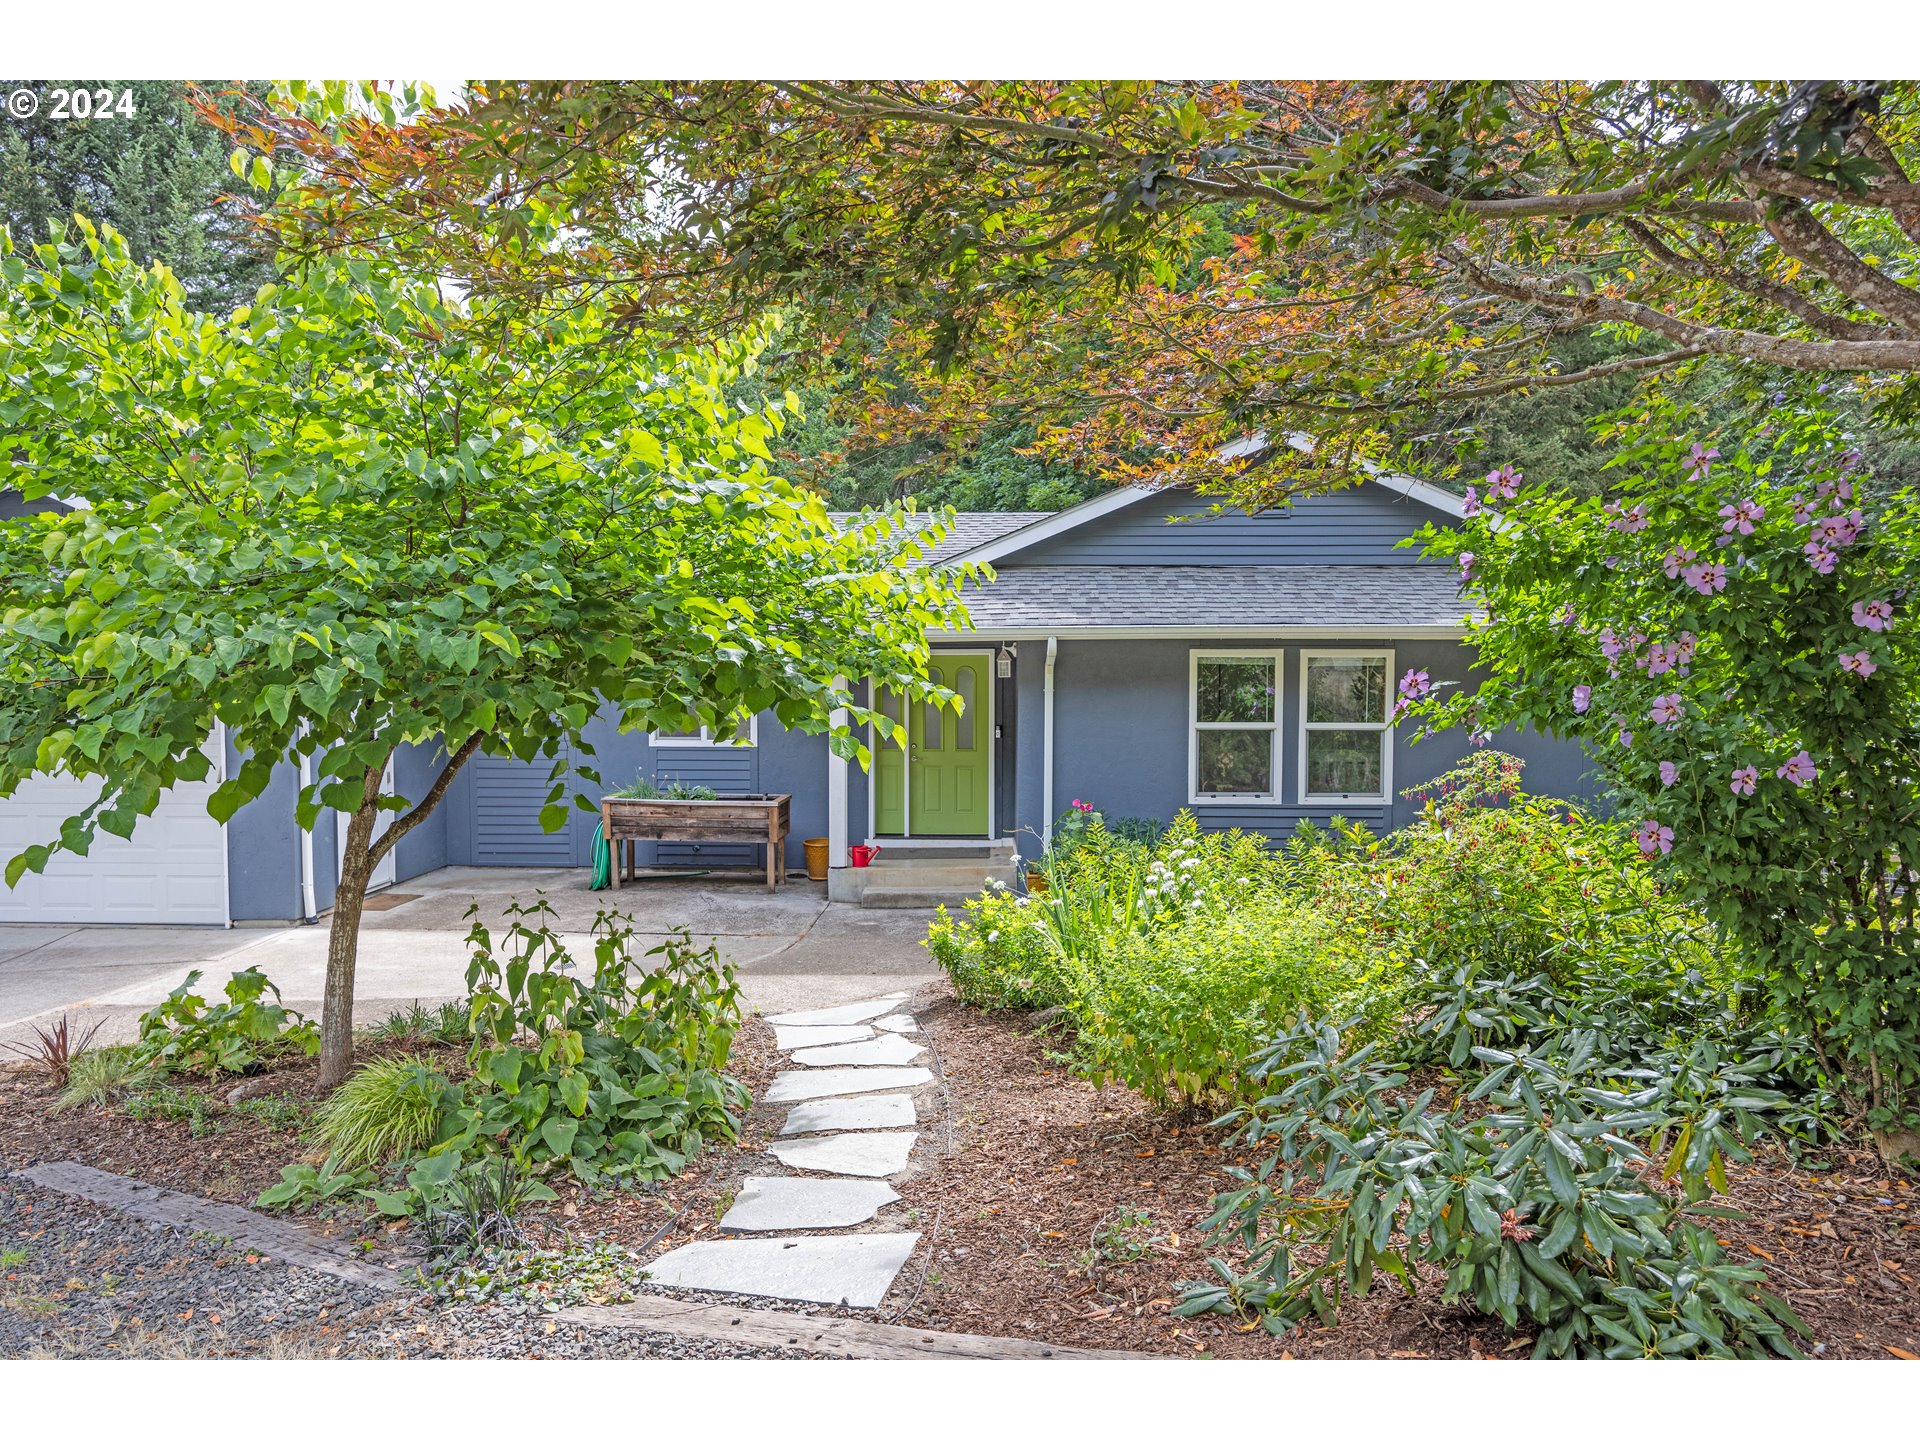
[1196,657,1275,724]
[656,727,701,741]
[923,665,943,750]
[955,666,975,751]
[1197,729,1272,795]
[1306,729,1383,796]
[1306,656,1387,725]
[719,716,753,745]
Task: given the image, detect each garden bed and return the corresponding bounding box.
[891,994,1920,1361]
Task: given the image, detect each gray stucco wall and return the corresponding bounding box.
[1007,484,1446,567]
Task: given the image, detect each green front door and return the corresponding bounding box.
[873,654,991,836]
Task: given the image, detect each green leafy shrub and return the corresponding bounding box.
[1072,894,1391,1109]
[311,1056,450,1169]
[133,967,319,1075]
[1407,417,1920,1149]
[1286,753,1732,994]
[926,885,1068,1010]
[257,1155,376,1211]
[1179,1019,1812,1357]
[424,900,749,1185]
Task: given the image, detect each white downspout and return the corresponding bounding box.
[827,676,850,869]
[1042,636,1059,848]
[296,746,318,923]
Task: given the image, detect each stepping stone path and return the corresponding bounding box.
[643,992,933,1310]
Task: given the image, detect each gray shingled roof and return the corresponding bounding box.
[953,564,1473,631]
[833,510,1048,563]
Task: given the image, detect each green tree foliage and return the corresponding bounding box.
[214,81,1920,501]
[0,219,974,1086]
[1404,405,1919,1154]
[0,81,273,312]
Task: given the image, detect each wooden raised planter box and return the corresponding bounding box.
[600,793,792,893]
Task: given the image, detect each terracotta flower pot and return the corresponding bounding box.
[1025,869,1049,894]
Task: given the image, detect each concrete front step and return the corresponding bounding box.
[860,887,1000,910]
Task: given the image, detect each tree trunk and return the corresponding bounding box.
[319,776,383,1089]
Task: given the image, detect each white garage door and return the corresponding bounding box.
[0,763,228,927]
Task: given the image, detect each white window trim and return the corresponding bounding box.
[651,715,758,748]
[1298,648,1396,806]
[1188,648,1283,804]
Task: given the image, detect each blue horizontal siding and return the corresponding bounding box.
[1005,484,1449,567]
[652,743,760,867]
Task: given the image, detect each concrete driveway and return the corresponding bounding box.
[0,866,943,1050]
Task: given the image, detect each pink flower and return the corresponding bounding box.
[1852,599,1893,632]
[1811,511,1864,549]
[1659,761,1679,788]
[1840,649,1879,677]
[1682,562,1728,595]
[1729,765,1758,797]
[1791,494,1817,524]
[1663,547,1698,579]
[1483,465,1521,502]
[1458,552,1477,583]
[1719,497,1765,535]
[1553,604,1578,627]
[1634,819,1675,855]
[1606,501,1649,534]
[1070,799,1094,812]
[1398,668,1431,699]
[1817,475,1855,502]
[1649,692,1685,727]
[1776,751,1817,787]
[1618,727,1634,748]
[1572,684,1592,713]
[1469,727,1492,747]
[1599,628,1625,661]
[1804,544,1839,575]
[1462,485,1481,516]
[1686,443,1720,475]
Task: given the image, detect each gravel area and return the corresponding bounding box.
[0,1176,790,1359]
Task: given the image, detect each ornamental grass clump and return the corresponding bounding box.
[311,1056,450,1169]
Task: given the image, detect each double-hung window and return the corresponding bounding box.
[1190,652,1280,801]
[1300,651,1393,803]
[652,716,757,747]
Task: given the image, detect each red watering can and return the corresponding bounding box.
[849,844,881,868]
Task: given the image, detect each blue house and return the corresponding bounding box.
[0,475,1595,924]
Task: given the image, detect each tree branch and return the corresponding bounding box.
[366,730,486,867]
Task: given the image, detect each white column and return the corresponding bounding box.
[1042,637,1059,847]
[827,675,851,868]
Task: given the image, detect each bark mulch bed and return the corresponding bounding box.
[0,1019,785,1262]
[890,991,1920,1360]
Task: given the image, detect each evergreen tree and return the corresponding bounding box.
[0,81,273,312]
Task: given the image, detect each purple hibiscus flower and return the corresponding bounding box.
[1729,765,1758,797]
[1775,751,1818,787]
[1634,819,1675,855]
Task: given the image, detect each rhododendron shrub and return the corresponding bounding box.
[1408,420,1919,1154]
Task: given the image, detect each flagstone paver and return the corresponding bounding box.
[769,1130,918,1178]
[648,991,930,1309]
[764,995,909,1027]
[779,1093,919,1135]
[773,1023,874,1049]
[764,1066,933,1102]
[644,1233,923,1309]
[719,1175,901,1231]
[790,1034,928,1067]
